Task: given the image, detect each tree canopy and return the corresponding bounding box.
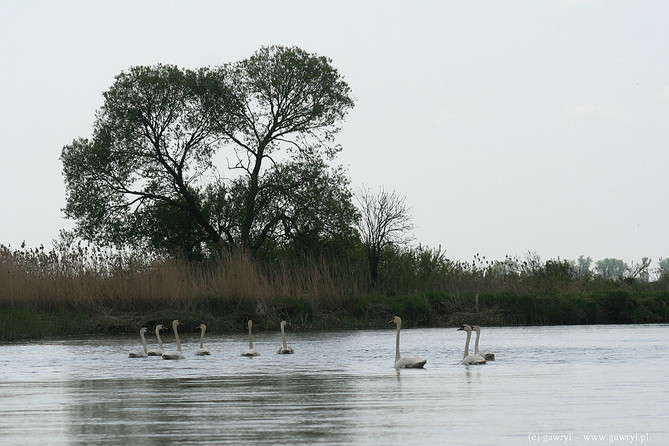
[61,46,356,259]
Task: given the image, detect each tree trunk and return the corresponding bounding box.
[240,140,267,250]
[368,248,380,288]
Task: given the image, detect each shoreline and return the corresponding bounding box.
[2,289,667,342]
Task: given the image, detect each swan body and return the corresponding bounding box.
[147,324,165,356]
[242,320,260,357]
[388,316,427,368]
[472,325,496,361]
[458,324,486,365]
[277,320,294,354]
[162,320,186,360]
[195,323,211,356]
[128,327,149,358]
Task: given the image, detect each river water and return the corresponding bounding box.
[0,324,666,445]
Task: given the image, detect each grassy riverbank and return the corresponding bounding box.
[2,290,667,342]
[2,245,668,341]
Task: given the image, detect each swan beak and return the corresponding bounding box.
[387,319,394,324]
[457,327,464,331]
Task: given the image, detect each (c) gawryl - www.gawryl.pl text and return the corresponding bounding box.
[527,432,650,444]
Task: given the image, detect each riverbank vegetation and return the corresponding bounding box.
[3,45,668,341]
[1,243,667,341]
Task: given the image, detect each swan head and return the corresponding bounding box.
[457,324,472,332]
[197,323,206,331]
[471,325,481,333]
[280,320,288,328]
[172,320,181,330]
[155,324,164,332]
[248,320,253,328]
[388,316,402,325]
[139,327,148,334]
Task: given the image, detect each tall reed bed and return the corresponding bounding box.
[3,243,668,341]
[0,244,367,320]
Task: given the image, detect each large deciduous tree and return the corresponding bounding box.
[218,45,355,250]
[61,64,232,254]
[260,156,360,256]
[61,46,356,258]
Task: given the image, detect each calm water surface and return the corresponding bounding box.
[0,324,667,445]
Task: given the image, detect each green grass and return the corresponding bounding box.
[2,244,668,341]
[478,290,669,325]
[0,308,93,341]
[4,290,666,341]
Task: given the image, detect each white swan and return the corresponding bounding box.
[128,327,149,358]
[162,320,186,360]
[388,316,427,368]
[472,325,495,361]
[277,320,294,354]
[242,320,260,357]
[195,323,211,356]
[457,324,486,365]
[147,324,165,356]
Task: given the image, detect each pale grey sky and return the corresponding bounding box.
[1,0,668,267]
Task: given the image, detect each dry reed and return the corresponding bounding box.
[0,244,365,318]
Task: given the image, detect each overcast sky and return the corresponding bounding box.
[2,1,668,267]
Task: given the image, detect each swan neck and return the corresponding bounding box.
[140,331,148,353]
[156,329,163,349]
[474,329,480,354]
[281,325,288,348]
[463,329,471,359]
[395,322,401,362]
[199,329,205,349]
[173,322,182,352]
[248,323,254,348]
